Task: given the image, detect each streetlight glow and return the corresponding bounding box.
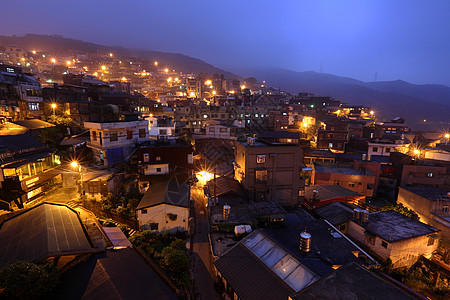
[51,58,56,63]
[101,65,107,70]
[71,161,79,168]
[154,61,158,66]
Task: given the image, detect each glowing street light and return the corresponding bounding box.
[32,50,36,54]
[205,80,212,86]
[66,60,71,66]
[241,85,246,90]
[212,90,216,95]
[154,61,158,66]
[413,149,420,157]
[370,110,374,116]
[51,58,56,64]
[101,65,107,71]
[71,161,84,195]
[445,133,450,139]
[109,53,113,57]
[164,68,169,73]
[51,103,57,115]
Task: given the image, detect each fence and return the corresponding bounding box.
[82,199,139,229]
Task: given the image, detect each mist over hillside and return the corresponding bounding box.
[252,68,450,130]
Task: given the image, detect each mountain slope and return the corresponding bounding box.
[254,68,450,129]
[0,34,239,78]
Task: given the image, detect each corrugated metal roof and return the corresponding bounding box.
[0,203,93,268]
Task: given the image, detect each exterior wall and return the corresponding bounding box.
[368,143,397,157]
[144,163,169,175]
[398,187,450,241]
[400,165,447,187]
[312,171,375,197]
[137,204,189,233]
[85,120,149,149]
[234,142,304,206]
[347,220,439,268]
[138,144,193,171]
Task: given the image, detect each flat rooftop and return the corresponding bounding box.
[400,186,450,202]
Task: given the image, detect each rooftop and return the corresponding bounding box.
[263,217,375,277]
[137,176,190,210]
[0,203,94,268]
[314,163,374,176]
[51,248,178,300]
[400,186,450,202]
[359,210,439,242]
[214,230,320,300]
[315,202,359,226]
[305,185,362,201]
[291,262,416,300]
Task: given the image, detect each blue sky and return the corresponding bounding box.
[1,0,449,85]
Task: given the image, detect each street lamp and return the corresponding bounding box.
[445,133,450,145]
[71,161,84,196]
[51,103,57,115]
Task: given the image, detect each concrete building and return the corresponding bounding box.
[312,163,376,198]
[84,119,149,166]
[234,138,304,206]
[398,186,450,241]
[145,115,175,139]
[317,120,349,152]
[347,210,440,268]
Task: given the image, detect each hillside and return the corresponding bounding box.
[0,34,238,78]
[254,68,450,130]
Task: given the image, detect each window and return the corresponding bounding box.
[28,103,40,111]
[339,224,346,231]
[366,235,375,245]
[150,223,159,230]
[427,172,434,178]
[220,128,227,133]
[381,241,388,248]
[139,129,146,138]
[92,131,97,141]
[442,205,449,213]
[110,132,118,142]
[334,180,341,186]
[427,236,435,246]
[257,155,266,164]
[141,209,147,214]
[256,170,267,182]
[209,127,215,132]
[298,189,305,197]
[385,147,391,153]
[156,168,161,173]
[329,142,333,148]
[159,129,167,135]
[126,130,133,139]
[167,213,177,221]
[372,147,378,152]
[156,156,161,161]
[348,182,355,187]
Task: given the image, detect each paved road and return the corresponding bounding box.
[191,187,221,300]
[29,172,80,208]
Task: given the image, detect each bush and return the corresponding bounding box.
[160,247,189,275]
[0,261,59,299]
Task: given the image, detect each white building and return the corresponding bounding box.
[145,115,175,139]
[136,176,190,233]
[84,119,149,166]
[368,139,407,157]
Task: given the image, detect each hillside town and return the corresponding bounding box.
[0,44,449,299]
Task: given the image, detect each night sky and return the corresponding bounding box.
[1,0,449,85]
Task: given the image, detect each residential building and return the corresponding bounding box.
[312,163,376,197]
[347,210,440,268]
[82,168,124,200]
[136,176,190,233]
[374,117,410,139]
[146,115,175,139]
[317,120,348,152]
[400,164,447,187]
[234,138,304,206]
[84,119,149,166]
[398,186,450,241]
[0,134,61,207]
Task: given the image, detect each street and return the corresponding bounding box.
[191,186,222,300]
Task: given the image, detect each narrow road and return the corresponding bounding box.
[191,187,221,300]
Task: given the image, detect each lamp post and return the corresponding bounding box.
[51,103,57,115]
[71,161,83,197]
[445,133,450,145]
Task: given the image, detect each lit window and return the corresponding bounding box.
[257,155,266,164]
[143,154,150,162]
[156,156,161,161]
[427,172,434,178]
[334,180,341,186]
[348,182,355,187]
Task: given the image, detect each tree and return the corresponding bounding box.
[160,247,188,275]
[0,261,59,299]
[381,203,419,220]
